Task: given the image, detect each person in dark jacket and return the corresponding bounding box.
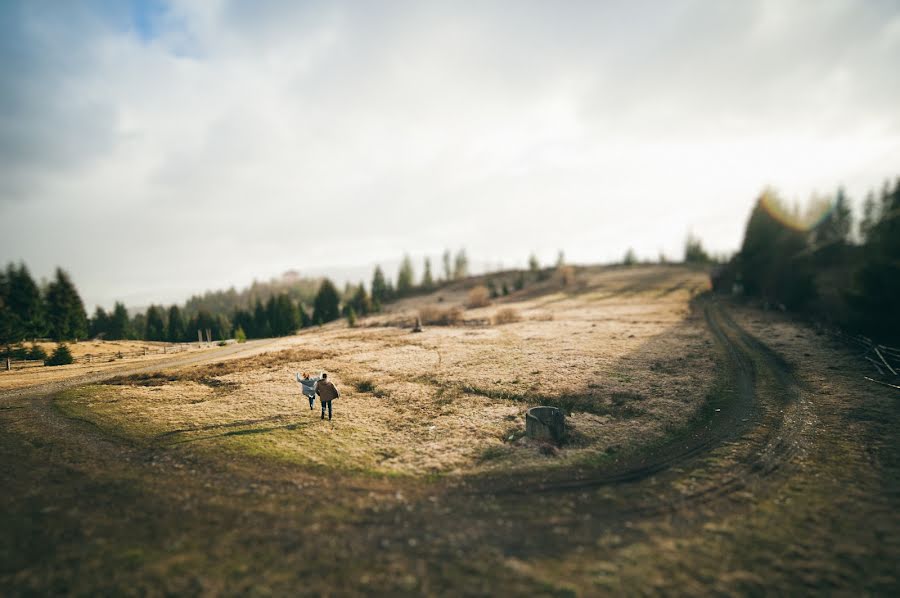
[314,372,340,420]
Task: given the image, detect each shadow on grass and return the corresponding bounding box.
[159,417,313,445]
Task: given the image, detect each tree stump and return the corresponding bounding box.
[525,406,566,444]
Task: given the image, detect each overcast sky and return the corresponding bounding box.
[2,0,899,310]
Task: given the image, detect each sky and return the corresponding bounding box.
[2,0,899,311]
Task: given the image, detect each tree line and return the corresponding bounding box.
[714,177,899,343]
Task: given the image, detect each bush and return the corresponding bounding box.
[46,344,74,366]
[418,305,463,326]
[346,307,357,327]
[493,308,521,325]
[27,344,48,361]
[466,286,492,308]
[234,326,247,343]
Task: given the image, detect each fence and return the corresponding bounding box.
[3,342,212,371]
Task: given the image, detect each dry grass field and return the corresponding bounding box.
[2,264,897,595]
[57,266,713,477]
[0,340,223,391]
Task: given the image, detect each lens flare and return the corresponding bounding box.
[759,190,834,232]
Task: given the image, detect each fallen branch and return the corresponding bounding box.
[874,347,898,377]
[864,377,900,390]
[864,356,885,376]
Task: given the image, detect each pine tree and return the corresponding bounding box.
[623,249,637,266]
[684,234,710,263]
[0,268,24,352]
[421,258,434,291]
[442,250,452,282]
[44,268,88,341]
[313,279,341,324]
[849,179,900,341]
[5,263,45,340]
[299,304,312,328]
[738,192,815,309]
[859,191,878,243]
[528,253,540,273]
[371,266,388,308]
[253,299,271,338]
[46,343,74,366]
[144,305,166,341]
[106,302,131,340]
[814,187,853,247]
[397,254,415,297]
[167,305,186,342]
[90,307,110,339]
[453,249,469,280]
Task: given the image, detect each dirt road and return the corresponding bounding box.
[1,298,897,595]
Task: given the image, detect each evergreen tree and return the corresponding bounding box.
[269,293,298,336]
[442,250,452,282]
[253,299,271,338]
[90,307,110,339]
[684,234,710,263]
[556,250,565,268]
[312,278,341,324]
[859,191,879,243]
[421,258,434,291]
[815,187,853,247]
[453,249,469,280]
[232,309,254,338]
[167,305,186,342]
[623,248,637,266]
[514,272,525,291]
[105,302,131,340]
[501,281,510,296]
[487,279,499,299]
[46,344,74,366]
[738,191,815,309]
[371,266,388,308]
[4,263,45,340]
[129,313,146,340]
[344,283,372,318]
[145,305,166,341]
[849,179,900,341]
[299,303,312,328]
[0,269,24,352]
[397,254,415,297]
[45,268,88,341]
[528,253,540,273]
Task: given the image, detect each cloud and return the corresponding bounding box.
[1,0,898,308]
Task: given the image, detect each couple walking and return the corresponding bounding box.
[296,372,340,420]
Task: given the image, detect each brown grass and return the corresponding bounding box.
[466,285,492,308]
[492,307,521,325]
[56,265,716,477]
[418,304,464,326]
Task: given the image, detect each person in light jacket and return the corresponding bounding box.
[314,372,340,420]
[296,372,320,410]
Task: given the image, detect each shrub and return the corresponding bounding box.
[27,344,48,361]
[466,286,492,308]
[234,326,247,343]
[46,344,74,366]
[346,307,357,327]
[493,308,521,325]
[418,305,463,326]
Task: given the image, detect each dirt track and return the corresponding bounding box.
[1,293,898,595]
